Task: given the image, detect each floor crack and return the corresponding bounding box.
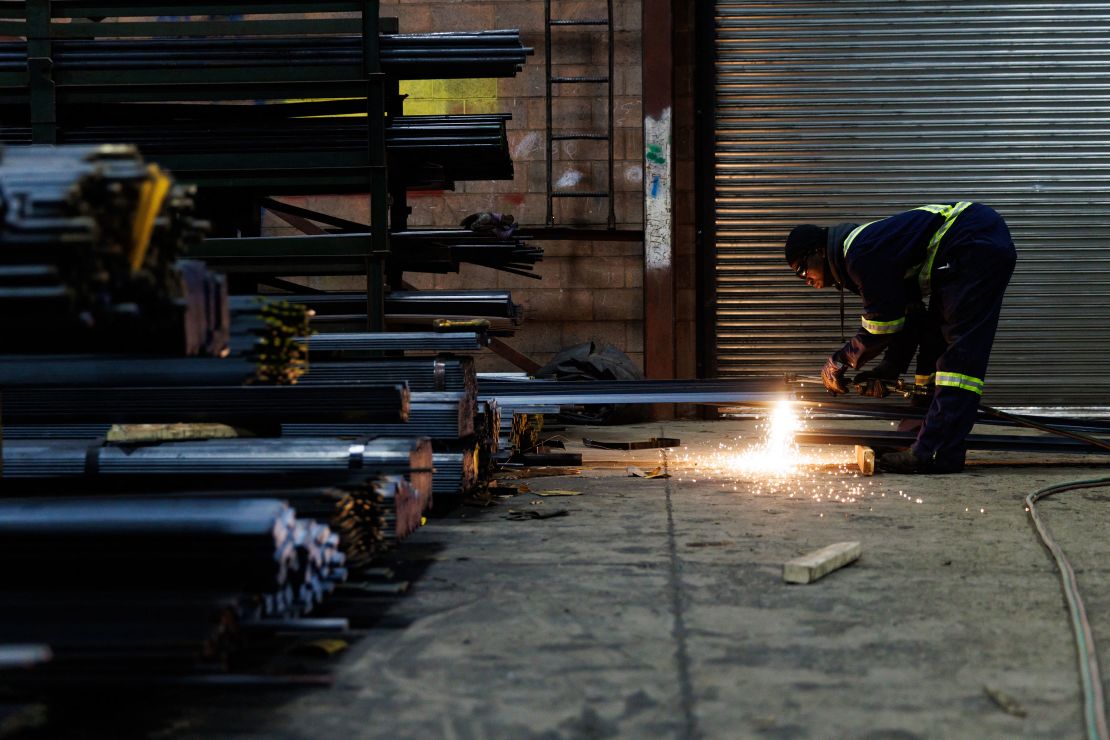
[662,445,699,739]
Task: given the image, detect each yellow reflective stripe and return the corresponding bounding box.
[860,315,905,335]
[842,221,877,256]
[935,371,984,395]
[914,373,935,385]
[917,201,972,296]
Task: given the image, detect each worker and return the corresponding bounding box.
[784,202,1017,474]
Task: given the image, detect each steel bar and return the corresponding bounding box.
[778,398,1110,436]
[301,331,487,355]
[2,384,409,424]
[796,429,1110,455]
[289,290,524,321]
[478,378,789,407]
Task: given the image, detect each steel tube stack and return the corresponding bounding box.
[3,437,433,502]
[283,393,475,440]
[0,497,347,670]
[0,30,532,79]
[2,384,411,425]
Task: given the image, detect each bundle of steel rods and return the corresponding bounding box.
[0,497,347,668]
[388,232,543,279]
[0,144,227,355]
[432,448,479,499]
[1,474,426,566]
[1,114,514,187]
[0,30,531,80]
[0,497,343,607]
[0,298,313,387]
[3,437,435,514]
[283,393,475,440]
[299,357,476,395]
[2,384,410,425]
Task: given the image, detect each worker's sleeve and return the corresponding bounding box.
[875,301,927,373]
[831,328,895,370]
[831,259,909,369]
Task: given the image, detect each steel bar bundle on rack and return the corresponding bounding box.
[2,113,515,188]
[0,497,347,672]
[431,449,479,499]
[478,399,502,455]
[2,384,410,425]
[0,497,345,612]
[0,591,242,670]
[293,290,522,320]
[0,474,426,565]
[298,357,476,396]
[0,30,531,83]
[297,291,523,334]
[0,295,312,387]
[283,391,476,440]
[2,437,435,512]
[0,144,226,355]
[387,233,543,279]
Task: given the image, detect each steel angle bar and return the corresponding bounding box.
[2,384,409,424]
[796,429,1110,455]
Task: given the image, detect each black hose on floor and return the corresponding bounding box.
[1026,477,1110,740]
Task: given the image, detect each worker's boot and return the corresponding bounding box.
[876,449,963,474]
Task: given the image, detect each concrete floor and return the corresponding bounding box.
[14,417,1110,739]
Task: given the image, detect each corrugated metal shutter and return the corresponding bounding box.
[713,1,1110,406]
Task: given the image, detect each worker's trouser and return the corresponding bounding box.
[911,204,1017,466]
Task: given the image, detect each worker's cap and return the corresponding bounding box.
[784,225,826,266]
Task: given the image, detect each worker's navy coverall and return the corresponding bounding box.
[826,203,1017,466]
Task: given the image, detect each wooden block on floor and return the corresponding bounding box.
[783,541,862,584]
[856,445,875,476]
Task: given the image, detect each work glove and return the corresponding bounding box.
[853,363,900,384]
[854,363,899,398]
[821,357,849,395]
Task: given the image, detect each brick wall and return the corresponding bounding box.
[265,0,647,374]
